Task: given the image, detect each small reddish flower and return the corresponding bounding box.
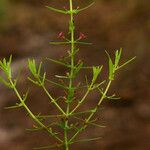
[57,32,65,39]
[78,32,87,40]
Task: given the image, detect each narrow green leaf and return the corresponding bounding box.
[28,59,37,75]
[37,114,63,119]
[2,58,6,66]
[37,62,42,76]
[116,56,136,70]
[71,136,102,144]
[46,58,70,68]
[8,55,12,78]
[73,116,105,128]
[5,103,23,109]
[71,110,94,116]
[92,66,103,82]
[105,51,114,80]
[97,87,104,95]
[0,76,11,87]
[0,55,12,78]
[75,41,92,45]
[114,48,122,69]
[42,72,46,85]
[55,75,69,79]
[32,144,61,150]
[39,76,69,89]
[107,94,121,100]
[77,2,95,13]
[28,77,39,85]
[26,126,43,132]
[91,108,97,113]
[91,80,106,90]
[23,90,29,102]
[46,6,67,14]
[85,75,89,88]
[49,41,70,45]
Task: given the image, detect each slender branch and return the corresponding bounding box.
[9,79,63,143]
[70,87,92,114]
[76,2,95,13]
[69,80,112,143]
[116,56,136,70]
[64,0,76,149]
[41,84,66,115]
[70,78,96,114]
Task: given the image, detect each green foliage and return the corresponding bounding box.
[0,1,136,150]
[0,55,12,79]
[28,59,46,86]
[92,66,102,82]
[106,48,136,80]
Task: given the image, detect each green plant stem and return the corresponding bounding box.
[70,81,94,114]
[70,67,104,115]
[64,0,75,149]
[9,79,63,143]
[41,84,66,115]
[69,80,112,143]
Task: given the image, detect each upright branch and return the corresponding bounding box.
[63,0,75,149]
[0,57,63,144]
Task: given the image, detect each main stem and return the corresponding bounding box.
[64,0,75,149]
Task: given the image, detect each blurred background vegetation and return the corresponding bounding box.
[0,0,149,150]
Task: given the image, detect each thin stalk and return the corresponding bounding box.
[70,82,94,114]
[41,84,66,115]
[9,79,63,143]
[69,80,112,143]
[64,0,75,149]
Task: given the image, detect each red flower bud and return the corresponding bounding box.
[79,32,87,40]
[57,32,65,39]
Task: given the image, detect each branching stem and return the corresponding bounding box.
[69,80,112,143]
[9,79,63,143]
[41,84,66,115]
[70,81,94,114]
[64,0,75,149]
